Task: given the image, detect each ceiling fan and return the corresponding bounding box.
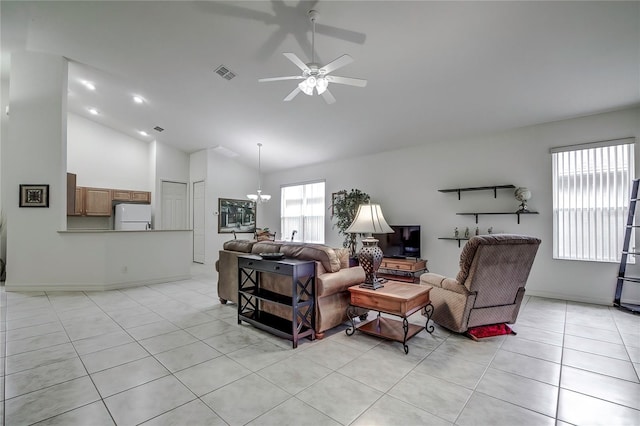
[258,9,367,104]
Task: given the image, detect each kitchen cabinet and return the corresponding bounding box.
[69,187,112,216]
[73,187,83,215]
[67,173,77,215]
[67,175,151,217]
[83,187,112,216]
[112,189,151,203]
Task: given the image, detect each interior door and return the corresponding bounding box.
[192,180,205,264]
[161,181,188,230]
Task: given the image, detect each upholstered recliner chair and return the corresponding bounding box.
[420,234,541,334]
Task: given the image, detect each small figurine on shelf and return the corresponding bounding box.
[475,227,479,236]
[454,227,459,238]
[488,227,493,235]
[464,227,470,238]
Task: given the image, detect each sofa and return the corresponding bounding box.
[216,240,367,338]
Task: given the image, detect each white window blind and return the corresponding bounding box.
[281,181,325,243]
[551,138,635,262]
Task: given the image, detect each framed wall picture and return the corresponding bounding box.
[19,184,49,208]
[218,198,257,234]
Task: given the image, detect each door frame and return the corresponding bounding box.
[192,180,206,264]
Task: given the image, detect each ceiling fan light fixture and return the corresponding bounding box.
[258,9,366,103]
[316,77,328,94]
[298,80,314,96]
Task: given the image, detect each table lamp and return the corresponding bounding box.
[346,203,394,289]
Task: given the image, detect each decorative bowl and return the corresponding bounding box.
[259,252,285,260]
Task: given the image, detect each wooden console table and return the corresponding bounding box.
[377,258,428,283]
[237,255,315,348]
[346,281,434,354]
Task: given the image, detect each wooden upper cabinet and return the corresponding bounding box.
[112,190,132,201]
[66,175,151,217]
[67,173,78,215]
[112,189,151,203]
[131,191,151,203]
[83,188,112,216]
[74,187,84,215]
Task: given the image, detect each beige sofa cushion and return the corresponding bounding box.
[317,266,366,297]
[251,241,282,254]
[334,248,350,269]
[223,240,255,253]
[280,243,341,272]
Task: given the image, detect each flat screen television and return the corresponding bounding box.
[373,225,421,259]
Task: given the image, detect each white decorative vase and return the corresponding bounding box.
[514,187,532,212]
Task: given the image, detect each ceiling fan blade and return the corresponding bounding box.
[321,54,353,74]
[284,86,302,102]
[283,53,310,72]
[259,76,304,83]
[321,89,336,104]
[326,75,368,87]
[315,24,367,45]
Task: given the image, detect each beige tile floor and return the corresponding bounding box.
[1,264,639,425]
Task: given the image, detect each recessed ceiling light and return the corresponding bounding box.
[82,81,96,91]
[133,95,144,104]
[88,107,99,115]
[139,130,149,136]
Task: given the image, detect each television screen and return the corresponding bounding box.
[373,225,421,259]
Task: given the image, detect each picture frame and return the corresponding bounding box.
[19,184,49,208]
[218,198,257,234]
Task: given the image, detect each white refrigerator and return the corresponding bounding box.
[114,204,152,230]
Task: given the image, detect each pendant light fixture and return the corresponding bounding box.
[247,143,271,203]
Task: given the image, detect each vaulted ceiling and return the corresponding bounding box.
[2,1,638,172]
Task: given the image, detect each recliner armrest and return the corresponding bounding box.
[420,273,469,295]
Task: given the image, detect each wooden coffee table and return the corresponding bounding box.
[346,281,434,354]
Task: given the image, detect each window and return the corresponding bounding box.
[281,181,325,243]
[551,138,635,262]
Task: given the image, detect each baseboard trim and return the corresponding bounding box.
[526,290,615,306]
[4,275,192,292]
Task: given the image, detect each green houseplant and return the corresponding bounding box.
[330,189,370,258]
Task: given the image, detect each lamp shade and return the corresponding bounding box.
[345,204,394,234]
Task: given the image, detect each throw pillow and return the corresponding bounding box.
[334,248,350,269]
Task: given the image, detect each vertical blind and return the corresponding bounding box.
[281,181,325,243]
[551,138,635,262]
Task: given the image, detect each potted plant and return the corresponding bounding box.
[330,189,370,260]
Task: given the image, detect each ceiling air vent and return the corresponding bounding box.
[153,126,164,132]
[215,65,236,81]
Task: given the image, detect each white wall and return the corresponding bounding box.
[193,149,261,265]
[4,51,69,284]
[3,52,192,290]
[67,113,151,190]
[262,107,640,306]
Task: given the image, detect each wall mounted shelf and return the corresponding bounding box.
[438,185,516,200]
[457,211,539,224]
[438,237,471,247]
[439,184,538,246]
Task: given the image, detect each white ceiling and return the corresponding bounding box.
[2,1,639,173]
